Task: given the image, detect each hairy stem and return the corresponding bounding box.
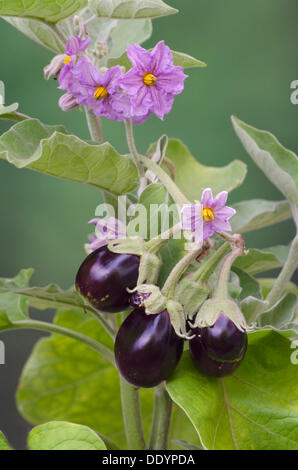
[119,377,146,450]
[3,319,115,364]
[193,242,230,282]
[150,383,172,450]
[145,221,182,253]
[125,119,145,186]
[84,107,104,143]
[139,154,189,206]
[265,232,298,308]
[162,245,203,298]
[214,246,244,300]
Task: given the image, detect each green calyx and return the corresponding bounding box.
[190,298,247,332]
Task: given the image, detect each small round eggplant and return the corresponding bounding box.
[75,245,139,313]
[115,308,184,388]
[189,313,247,378]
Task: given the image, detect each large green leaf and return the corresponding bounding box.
[158,139,246,202]
[0,269,34,322]
[232,267,262,302]
[108,49,206,69]
[167,331,298,450]
[231,199,291,233]
[28,421,106,450]
[0,1,87,23]
[89,0,177,19]
[233,245,289,275]
[0,119,138,195]
[16,309,152,448]
[232,116,298,205]
[0,431,12,450]
[259,278,298,299]
[109,19,152,59]
[257,294,298,336]
[4,17,65,53]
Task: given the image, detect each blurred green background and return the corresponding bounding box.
[0,0,297,449]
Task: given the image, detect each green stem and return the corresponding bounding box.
[119,377,146,450]
[150,383,172,450]
[193,242,230,283]
[3,319,115,364]
[265,232,298,308]
[139,154,189,206]
[84,107,104,143]
[214,247,243,300]
[162,245,203,298]
[125,118,145,183]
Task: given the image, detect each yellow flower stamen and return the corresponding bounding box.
[143,73,157,86]
[203,207,214,222]
[94,86,108,100]
[64,55,72,65]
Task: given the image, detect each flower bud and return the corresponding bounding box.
[58,92,78,111]
[43,54,65,80]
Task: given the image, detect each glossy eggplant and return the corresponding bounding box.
[189,313,247,378]
[75,245,139,313]
[115,308,184,388]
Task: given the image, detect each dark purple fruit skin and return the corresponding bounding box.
[189,314,247,378]
[75,245,139,313]
[129,291,151,309]
[115,308,184,388]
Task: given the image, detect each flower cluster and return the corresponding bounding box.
[56,36,187,123]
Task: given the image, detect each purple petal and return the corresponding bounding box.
[73,56,100,87]
[102,66,122,94]
[201,188,213,207]
[203,221,215,239]
[212,219,232,233]
[131,84,152,116]
[66,36,90,55]
[120,68,143,94]
[150,87,174,120]
[212,191,228,209]
[213,206,236,220]
[127,43,151,72]
[150,40,173,74]
[156,67,187,95]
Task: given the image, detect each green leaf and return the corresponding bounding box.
[232,116,298,205]
[0,80,19,117]
[0,310,13,331]
[4,17,65,53]
[0,1,87,23]
[172,439,203,450]
[0,119,138,195]
[28,421,106,450]
[233,245,289,275]
[231,199,292,233]
[89,0,177,19]
[232,267,262,301]
[0,269,34,322]
[159,139,247,202]
[257,294,298,336]
[108,49,206,69]
[158,239,186,288]
[0,431,12,450]
[109,19,152,59]
[167,331,298,450]
[17,308,153,448]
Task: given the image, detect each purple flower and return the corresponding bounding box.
[86,217,126,252]
[181,188,236,240]
[120,41,187,120]
[71,57,149,123]
[58,35,90,90]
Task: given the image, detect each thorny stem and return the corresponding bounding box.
[3,319,115,364]
[84,107,104,144]
[119,313,145,450]
[162,245,203,298]
[149,383,173,450]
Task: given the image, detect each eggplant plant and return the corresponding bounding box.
[0,0,297,451]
